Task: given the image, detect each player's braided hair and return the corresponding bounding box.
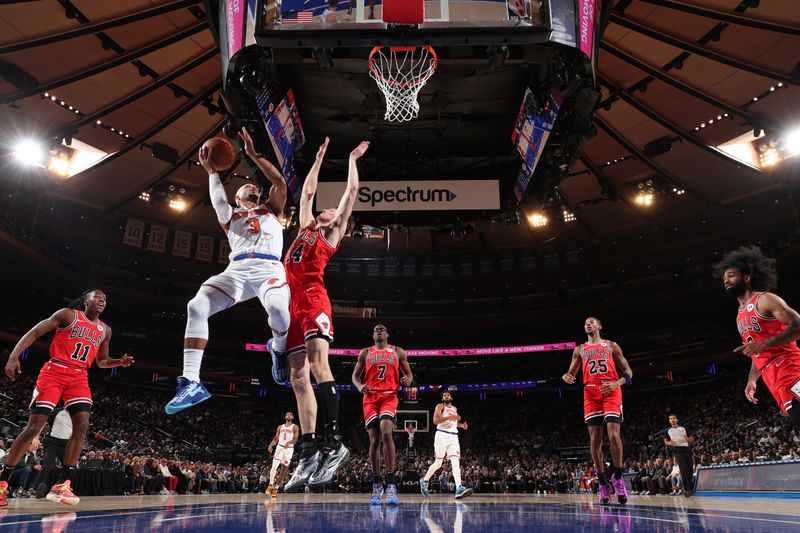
[68,289,99,310]
[713,245,778,292]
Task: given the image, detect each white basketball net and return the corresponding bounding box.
[369,46,438,123]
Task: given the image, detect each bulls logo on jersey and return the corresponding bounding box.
[747,303,754,312]
[315,312,332,337]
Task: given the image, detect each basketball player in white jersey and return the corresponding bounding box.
[165,129,291,414]
[266,411,298,497]
[420,392,473,499]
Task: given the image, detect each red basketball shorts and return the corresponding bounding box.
[286,285,334,355]
[363,392,399,429]
[761,353,800,414]
[30,360,92,414]
[583,383,623,425]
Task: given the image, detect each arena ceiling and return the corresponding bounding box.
[0,0,798,253]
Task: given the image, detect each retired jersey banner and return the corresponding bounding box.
[218,239,231,264]
[147,224,168,253]
[122,218,145,247]
[316,180,500,212]
[172,230,192,258]
[196,235,214,262]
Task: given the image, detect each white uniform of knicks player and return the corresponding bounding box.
[204,204,287,300]
[274,422,296,466]
[435,405,461,459]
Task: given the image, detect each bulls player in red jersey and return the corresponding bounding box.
[280,137,370,492]
[715,246,800,430]
[352,324,413,505]
[563,317,633,505]
[0,289,133,507]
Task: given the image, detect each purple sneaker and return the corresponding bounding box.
[598,482,611,504]
[611,474,628,504]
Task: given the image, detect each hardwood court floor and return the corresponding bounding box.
[1,492,799,532]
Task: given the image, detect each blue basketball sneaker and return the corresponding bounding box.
[268,338,289,385]
[385,484,399,505]
[419,478,429,497]
[165,377,211,414]
[369,483,383,505]
[454,485,473,500]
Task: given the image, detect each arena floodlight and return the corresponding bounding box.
[13,139,46,166]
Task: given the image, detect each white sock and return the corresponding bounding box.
[272,331,287,353]
[183,348,203,382]
[451,457,462,487]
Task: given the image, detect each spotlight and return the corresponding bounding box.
[169,199,187,211]
[527,212,548,228]
[13,140,46,165]
[562,208,576,223]
[139,191,151,202]
[635,193,654,206]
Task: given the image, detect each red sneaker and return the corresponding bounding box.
[46,481,80,506]
[0,480,8,507]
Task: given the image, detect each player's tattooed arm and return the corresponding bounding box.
[239,128,286,214]
[5,308,73,380]
[95,327,135,368]
[736,293,800,356]
[299,137,329,229]
[562,346,582,384]
[396,347,413,386]
[601,342,632,395]
[352,347,370,393]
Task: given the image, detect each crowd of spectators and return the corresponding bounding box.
[3,362,798,498]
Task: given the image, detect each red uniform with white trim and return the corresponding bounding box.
[31,310,106,413]
[284,225,338,353]
[737,291,800,414]
[361,345,401,428]
[581,340,623,423]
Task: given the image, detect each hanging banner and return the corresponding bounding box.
[218,239,232,264]
[172,230,192,258]
[122,218,145,247]
[196,235,215,262]
[147,224,168,253]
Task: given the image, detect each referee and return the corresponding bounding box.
[664,414,694,497]
[34,407,73,498]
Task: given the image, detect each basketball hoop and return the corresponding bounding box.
[369,46,438,123]
[405,422,417,447]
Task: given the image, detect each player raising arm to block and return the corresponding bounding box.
[281,138,370,492]
[165,129,291,414]
[1,289,133,507]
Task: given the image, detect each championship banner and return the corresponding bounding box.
[316,180,500,212]
[172,230,192,258]
[122,218,145,247]
[147,224,168,253]
[196,235,215,262]
[218,239,231,264]
[247,341,575,356]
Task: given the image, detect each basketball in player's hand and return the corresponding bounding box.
[202,137,236,171]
